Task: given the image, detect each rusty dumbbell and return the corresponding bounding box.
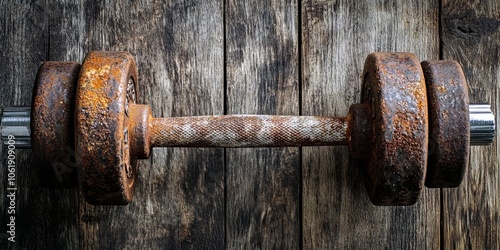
[1,51,496,206]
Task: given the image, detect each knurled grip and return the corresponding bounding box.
[150,115,348,147]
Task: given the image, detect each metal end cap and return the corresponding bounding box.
[1,106,31,149]
[470,104,496,145]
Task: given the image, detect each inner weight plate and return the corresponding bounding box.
[31,61,80,188]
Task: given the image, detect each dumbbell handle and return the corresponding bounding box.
[0,104,496,148]
[150,115,348,147]
[148,103,495,148]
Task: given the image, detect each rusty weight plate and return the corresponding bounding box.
[361,53,428,206]
[76,51,139,205]
[422,60,469,188]
[31,61,80,188]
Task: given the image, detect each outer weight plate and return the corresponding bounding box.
[361,53,428,206]
[31,61,80,188]
[76,51,139,205]
[422,60,469,188]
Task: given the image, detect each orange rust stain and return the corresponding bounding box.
[78,63,113,109]
[437,85,447,93]
[403,79,427,113]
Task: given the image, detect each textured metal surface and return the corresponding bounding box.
[346,103,371,159]
[1,107,31,149]
[361,52,428,206]
[128,104,152,159]
[422,60,469,188]
[469,104,496,145]
[76,51,138,205]
[31,62,80,188]
[150,115,348,147]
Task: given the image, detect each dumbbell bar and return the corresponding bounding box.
[0,52,496,206]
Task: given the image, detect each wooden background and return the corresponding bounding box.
[0,0,498,249]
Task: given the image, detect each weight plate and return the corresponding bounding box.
[31,61,80,188]
[361,52,428,206]
[76,51,139,205]
[422,60,469,188]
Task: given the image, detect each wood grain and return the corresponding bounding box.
[0,1,223,249]
[301,0,440,248]
[74,1,225,249]
[1,1,499,248]
[442,1,500,248]
[0,2,81,249]
[225,0,300,248]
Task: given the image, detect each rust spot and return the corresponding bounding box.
[437,85,447,93]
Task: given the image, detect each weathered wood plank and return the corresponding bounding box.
[0,2,81,249]
[442,1,500,248]
[301,0,440,248]
[3,1,500,248]
[57,1,225,248]
[151,2,225,246]
[225,0,300,248]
